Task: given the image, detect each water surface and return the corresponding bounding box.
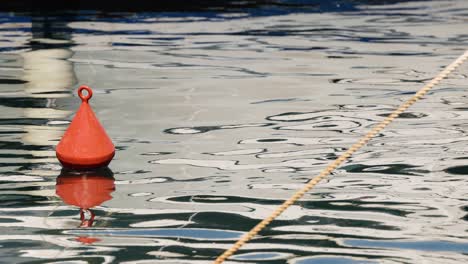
[0,1,468,263]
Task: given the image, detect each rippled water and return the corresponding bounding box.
[1,1,468,263]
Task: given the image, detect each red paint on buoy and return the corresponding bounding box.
[56,85,115,169]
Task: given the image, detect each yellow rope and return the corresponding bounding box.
[213,50,468,264]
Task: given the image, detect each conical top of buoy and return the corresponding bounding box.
[56,85,115,169]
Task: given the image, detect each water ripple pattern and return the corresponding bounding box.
[0,1,467,263]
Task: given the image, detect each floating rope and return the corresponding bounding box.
[213,50,468,264]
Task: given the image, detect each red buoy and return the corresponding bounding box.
[56,85,115,169]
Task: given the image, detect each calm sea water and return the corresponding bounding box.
[0,1,468,263]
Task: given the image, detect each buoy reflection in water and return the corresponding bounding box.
[56,168,115,228]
